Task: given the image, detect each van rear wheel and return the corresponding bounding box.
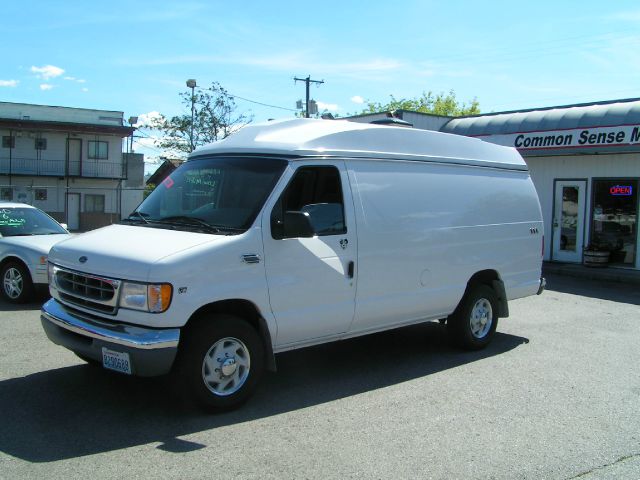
[176,315,264,411]
[447,284,498,350]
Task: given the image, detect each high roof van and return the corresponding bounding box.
[41,118,545,409]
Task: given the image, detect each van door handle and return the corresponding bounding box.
[241,254,261,264]
[347,261,355,279]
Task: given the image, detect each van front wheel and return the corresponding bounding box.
[177,315,264,410]
[447,284,498,350]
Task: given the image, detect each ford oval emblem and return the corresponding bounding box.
[79,256,87,264]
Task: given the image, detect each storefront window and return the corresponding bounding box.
[591,179,638,265]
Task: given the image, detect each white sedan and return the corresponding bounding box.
[0,202,71,303]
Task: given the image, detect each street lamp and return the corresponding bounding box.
[128,116,138,153]
[186,79,197,152]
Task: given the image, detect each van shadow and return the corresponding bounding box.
[0,291,50,312]
[0,322,528,463]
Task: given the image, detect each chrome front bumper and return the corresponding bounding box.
[41,298,180,376]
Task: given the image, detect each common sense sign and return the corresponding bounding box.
[477,125,640,152]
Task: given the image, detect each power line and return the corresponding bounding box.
[132,132,165,154]
[133,138,162,150]
[134,130,157,140]
[227,92,297,112]
[131,91,300,159]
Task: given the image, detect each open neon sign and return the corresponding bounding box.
[610,185,633,196]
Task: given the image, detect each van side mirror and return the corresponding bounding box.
[272,211,315,239]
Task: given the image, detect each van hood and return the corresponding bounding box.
[49,224,225,281]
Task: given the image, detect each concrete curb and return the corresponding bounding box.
[543,261,640,285]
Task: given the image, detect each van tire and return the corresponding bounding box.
[447,284,498,350]
[176,315,264,411]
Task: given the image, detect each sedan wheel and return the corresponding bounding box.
[1,262,34,303]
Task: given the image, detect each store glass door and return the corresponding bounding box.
[591,179,638,265]
[552,180,586,263]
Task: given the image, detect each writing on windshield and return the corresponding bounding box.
[0,209,28,228]
[0,207,67,236]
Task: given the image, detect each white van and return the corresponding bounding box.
[41,119,545,409]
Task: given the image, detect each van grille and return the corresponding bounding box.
[54,268,121,314]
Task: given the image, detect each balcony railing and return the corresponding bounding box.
[0,156,125,179]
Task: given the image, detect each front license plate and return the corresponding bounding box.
[102,347,132,375]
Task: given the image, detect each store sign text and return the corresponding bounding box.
[483,125,640,151]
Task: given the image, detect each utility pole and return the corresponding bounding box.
[294,76,324,118]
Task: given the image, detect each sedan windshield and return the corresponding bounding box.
[0,207,67,237]
[128,156,287,233]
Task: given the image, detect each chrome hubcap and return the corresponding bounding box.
[220,357,237,377]
[470,298,493,338]
[3,268,23,299]
[202,337,250,397]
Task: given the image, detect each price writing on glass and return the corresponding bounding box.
[0,209,26,227]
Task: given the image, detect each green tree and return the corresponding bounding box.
[148,82,252,157]
[143,183,156,199]
[356,90,480,117]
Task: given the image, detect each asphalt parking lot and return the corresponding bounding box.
[1,274,639,479]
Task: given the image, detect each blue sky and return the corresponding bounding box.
[2,1,640,167]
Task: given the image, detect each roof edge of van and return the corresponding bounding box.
[192,119,527,170]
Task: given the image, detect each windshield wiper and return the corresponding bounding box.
[155,216,223,233]
[123,211,150,224]
[206,224,245,233]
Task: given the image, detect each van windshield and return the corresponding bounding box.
[127,156,287,234]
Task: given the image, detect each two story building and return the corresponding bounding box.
[0,102,144,231]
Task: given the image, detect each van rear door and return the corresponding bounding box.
[262,160,357,347]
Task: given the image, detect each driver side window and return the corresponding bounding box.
[271,166,346,238]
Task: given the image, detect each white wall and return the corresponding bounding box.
[402,112,452,131]
[343,112,451,131]
[120,188,144,219]
[526,152,640,268]
[0,176,121,214]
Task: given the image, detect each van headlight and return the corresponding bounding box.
[119,282,173,313]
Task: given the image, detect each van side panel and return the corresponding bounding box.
[346,158,542,333]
